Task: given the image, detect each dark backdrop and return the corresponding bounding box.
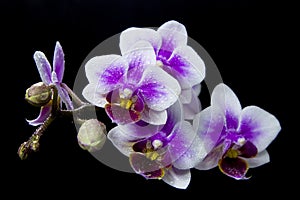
[3,0,295,198]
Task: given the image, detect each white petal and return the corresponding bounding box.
[239,106,281,152]
[82,83,108,107]
[157,20,187,52]
[107,126,139,157]
[120,27,162,55]
[170,121,207,169]
[118,122,163,139]
[162,167,191,189]
[182,88,201,120]
[193,106,224,153]
[246,150,270,168]
[141,109,167,125]
[212,83,242,129]
[180,88,192,104]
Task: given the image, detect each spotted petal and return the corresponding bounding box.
[120,27,162,55]
[26,103,52,126]
[53,41,65,83]
[138,66,181,111]
[33,51,52,85]
[239,106,281,152]
[162,167,191,189]
[218,157,249,180]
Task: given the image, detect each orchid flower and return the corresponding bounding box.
[108,101,206,189]
[119,20,205,119]
[193,83,281,179]
[26,41,73,126]
[82,41,181,125]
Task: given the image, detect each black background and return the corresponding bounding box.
[4,0,296,198]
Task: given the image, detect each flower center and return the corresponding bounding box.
[226,149,239,158]
[118,88,138,110]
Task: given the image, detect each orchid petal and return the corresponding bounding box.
[169,121,207,169]
[26,103,52,126]
[54,83,73,110]
[129,152,164,178]
[239,106,281,152]
[138,66,180,111]
[246,150,270,168]
[141,108,167,125]
[162,167,191,189]
[118,122,163,139]
[166,46,205,89]
[53,41,65,83]
[33,51,52,85]
[105,104,141,125]
[82,83,108,107]
[124,41,157,84]
[107,126,139,156]
[239,141,258,158]
[218,157,249,180]
[85,55,128,93]
[120,27,162,55]
[179,88,192,104]
[182,88,201,120]
[193,107,224,153]
[157,20,187,53]
[212,83,242,129]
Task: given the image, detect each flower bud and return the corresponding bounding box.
[77,119,107,152]
[25,82,52,107]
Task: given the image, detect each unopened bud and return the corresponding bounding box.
[77,119,107,152]
[25,82,52,107]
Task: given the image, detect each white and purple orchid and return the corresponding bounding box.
[27,41,73,126]
[82,40,181,125]
[108,101,206,189]
[193,83,281,179]
[120,20,205,120]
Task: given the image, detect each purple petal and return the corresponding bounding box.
[124,41,157,84]
[162,167,191,189]
[245,150,270,168]
[239,106,281,152]
[33,51,52,85]
[120,27,162,55]
[138,66,180,111]
[168,121,207,169]
[218,157,249,180]
[166,46,205,89]
[239,141,258,158]
[55,83,73,110]
[53,41,65,83]
[157,20,187,53]
[85,55,128,94]
[212,83,242,129]
[26,103,52,126]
